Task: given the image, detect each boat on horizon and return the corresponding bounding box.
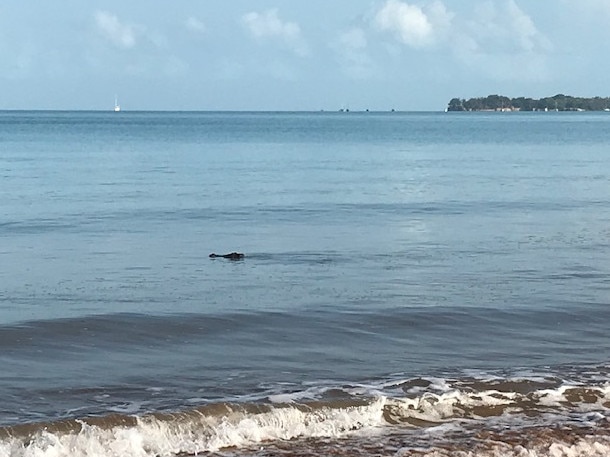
[114,96,121,112]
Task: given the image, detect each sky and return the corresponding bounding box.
[1,0,609,111]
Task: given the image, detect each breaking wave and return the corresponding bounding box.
[1,375,608,457]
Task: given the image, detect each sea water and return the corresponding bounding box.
[0,111,609,456]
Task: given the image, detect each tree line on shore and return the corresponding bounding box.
[447,94,610,112]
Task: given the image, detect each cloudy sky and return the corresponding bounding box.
[1,0,608,111]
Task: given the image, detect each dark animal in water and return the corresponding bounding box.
[209,252,245,260]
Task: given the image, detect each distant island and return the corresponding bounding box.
[446,94,610,112]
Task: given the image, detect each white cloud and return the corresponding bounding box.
[506,1,544,52]
[426,1,454,40]
[185,16,205,34]
[370,0,551,83]
[374,0,452,48]
[373,0,547,55]
[94,11,137,49]
[333,27,377,79]
[242,9,308,56]
[375,0,431,47]
[465,0,551,54]
[242,9,299,40]
[449,1,552,83]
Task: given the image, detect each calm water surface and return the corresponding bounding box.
[0,111,609,456]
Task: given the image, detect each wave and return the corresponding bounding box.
[3,304,609,347]
[1,375,608,457]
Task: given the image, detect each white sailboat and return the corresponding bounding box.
[114,96,121,112]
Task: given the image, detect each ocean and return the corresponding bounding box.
[0,111,609,456]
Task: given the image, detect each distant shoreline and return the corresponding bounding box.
[1,107,610,114]
[447,94,610,112]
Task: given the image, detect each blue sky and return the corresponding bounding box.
[1,0,609,111]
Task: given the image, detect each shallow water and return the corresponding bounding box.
[1,111,609,456]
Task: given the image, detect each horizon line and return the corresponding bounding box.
[0,108,440,113]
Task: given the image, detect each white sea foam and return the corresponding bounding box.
[385,380,610,425]
[2,381,608,457]
[396,437,610,457]
[384,389,518,425]
[537,384,610,410]
[0,398,387,457]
